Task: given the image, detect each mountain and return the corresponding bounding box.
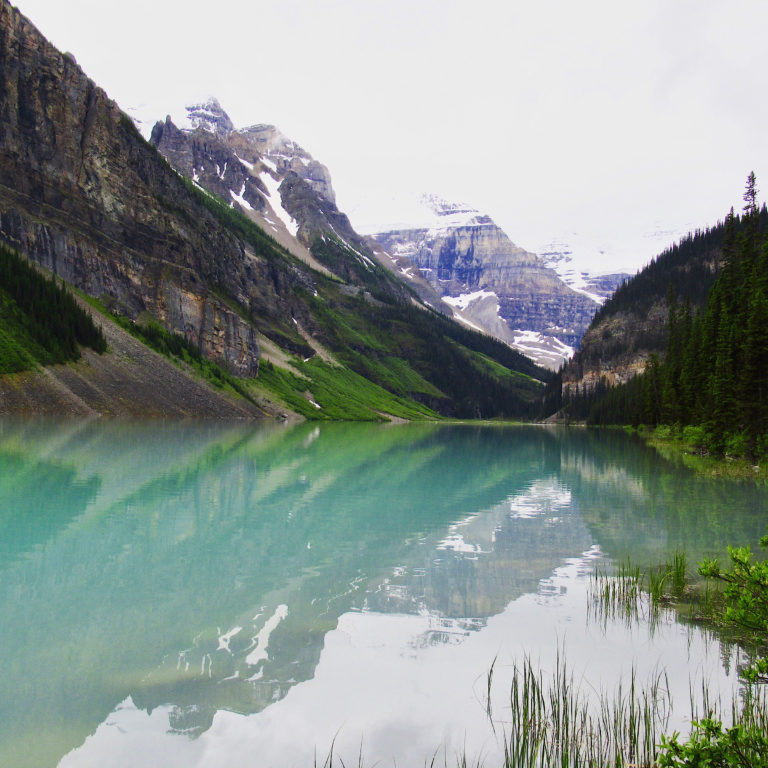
[559,223,732,396]
[555,206,768,417]
[370,196,601,369]
[555,185,768,461]
[0,1,549,420]
[149,101,385,289]
[536,237,630,304]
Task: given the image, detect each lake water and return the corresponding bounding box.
[1,420,766,768]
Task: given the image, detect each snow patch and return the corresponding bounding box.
[236,155,255,172]
[260,155,278,173]
[246,604,288,666]
[512,330,574,359]
[217,626,242,653]
[260,173,299,236]
[443,290,498,311]
[229,184,253,211]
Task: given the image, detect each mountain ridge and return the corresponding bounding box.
[0,1,549,420]
[371,195,600,368]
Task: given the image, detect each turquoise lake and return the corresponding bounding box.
[1,420,766,767]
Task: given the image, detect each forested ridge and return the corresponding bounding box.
[0,244,106,372]
[592,209,767,327]
[554,173,768,460]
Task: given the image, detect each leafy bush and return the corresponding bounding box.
[700,533,768,683]
[725,430,750,458]
[681,424,707,446]
[657,717,768,767]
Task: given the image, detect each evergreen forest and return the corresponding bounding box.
[0,244,107,372]
[555,173,768,460]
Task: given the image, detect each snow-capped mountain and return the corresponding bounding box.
[537,237,629,305]
[371,195,600,368]
[149,98,383,283]
[147,101,610,369]
[534,223,695,306]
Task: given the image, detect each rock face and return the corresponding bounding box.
[373,197,599,368]
[150,103,417,300]
[150,116,268,214]
[0,1,551,420]
[0,3,335,376]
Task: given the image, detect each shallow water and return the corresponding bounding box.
[0,421,765,767]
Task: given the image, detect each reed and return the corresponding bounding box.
[670,551,687,596]
[589,552,693,630]
[490,653,670,768]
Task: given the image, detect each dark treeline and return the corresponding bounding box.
[561,174,768,459]
[0,243,106,368]
[594,217,750,326]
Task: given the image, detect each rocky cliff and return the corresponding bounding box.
[0,3,299,376]
[373,197,600,368]
[0,1,549,419]
[150,101,409,293]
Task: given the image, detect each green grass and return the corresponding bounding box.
[489,654,671,768]
[252,358,439,421]
[589,554,692,619]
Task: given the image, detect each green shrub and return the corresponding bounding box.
[724,430,750,458]
[682,425,707,446]
[657,717,768,767]
[700,532,768,683]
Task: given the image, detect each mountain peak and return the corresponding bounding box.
[182,97,234,137]
[421,193,477,219]
[237,124,336,205]
[239,124,307,160]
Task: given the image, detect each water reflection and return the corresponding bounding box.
[0,422,764,767]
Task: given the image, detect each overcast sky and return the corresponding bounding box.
[12,0,768,272]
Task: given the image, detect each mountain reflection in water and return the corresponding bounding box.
[0,421,765,768]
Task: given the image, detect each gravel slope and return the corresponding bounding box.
[0,306,270,418]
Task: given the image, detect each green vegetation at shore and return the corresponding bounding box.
[0,244,106,372]
[585,540,768,767]
[644,425,768,481]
